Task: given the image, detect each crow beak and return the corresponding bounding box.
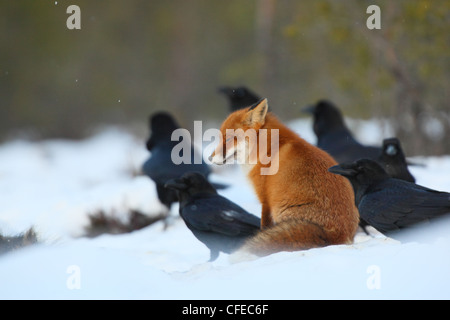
[145,139,153,151]
[164,178,188,190]
[217,86,232,95]
[328,165,358,177]
[301,104,315,114]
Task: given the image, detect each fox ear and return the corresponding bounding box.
[245,98,268,126]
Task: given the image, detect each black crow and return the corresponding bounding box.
[328,159,450,234]
[142,112,214,210]
[165,172,261,261]
[378,138,415,183]
[218,86,261,112]
[303,100,381,164]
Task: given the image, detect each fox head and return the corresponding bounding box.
[209,98,269,166]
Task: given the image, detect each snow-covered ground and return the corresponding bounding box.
[0,119,449,300]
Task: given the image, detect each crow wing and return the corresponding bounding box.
[181,194,260,237]
[359,179,450,233]
[142,144,211,184]
[318,130,381,163]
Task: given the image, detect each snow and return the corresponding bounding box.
[0,120,449,300]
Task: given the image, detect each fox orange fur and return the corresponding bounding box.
[210,99,359,257]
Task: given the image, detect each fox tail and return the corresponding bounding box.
[237,218,340,257]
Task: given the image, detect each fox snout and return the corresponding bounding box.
[208,152,217,163]
[209,149,226,165]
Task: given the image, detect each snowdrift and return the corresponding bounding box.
[0,120,449,300]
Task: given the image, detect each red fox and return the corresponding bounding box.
[210,99,359,257]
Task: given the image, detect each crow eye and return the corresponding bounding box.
[386,145,397,156]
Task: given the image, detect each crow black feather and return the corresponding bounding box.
[218,86,261,112]
[378,138,415,183]
[303,100,381,163]
[142,112,222,209]
[165,172,260,261]
[329,159,450,234]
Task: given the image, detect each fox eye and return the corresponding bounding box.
[225,136,234,142]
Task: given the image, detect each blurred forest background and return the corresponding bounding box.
[0,0,449,155]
